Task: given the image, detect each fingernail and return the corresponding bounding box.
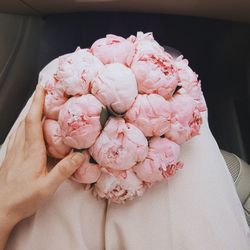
[71,153,84,164]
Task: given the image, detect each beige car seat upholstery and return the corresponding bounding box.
[221,150,250,226]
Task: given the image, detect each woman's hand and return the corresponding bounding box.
[0,84,84,249]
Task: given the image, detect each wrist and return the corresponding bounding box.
[0,207,19,232]
[0,209,17,250]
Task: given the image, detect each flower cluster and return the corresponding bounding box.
[41,32,206,203]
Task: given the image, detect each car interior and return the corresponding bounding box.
[0,0,250,225]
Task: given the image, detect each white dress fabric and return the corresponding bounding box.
[0,93,250,250]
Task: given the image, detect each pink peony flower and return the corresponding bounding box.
[39,32,206,203]
[38,57,67,120]
[56,48,104,96]
[93,169,146,204]
[133,32,165,58]
[165,94,202,144]
[43,119,71,159]
[174,55,206,112]
[131,35,179,99]
[125,94,171,137]
[91,34,135,66]
[58,94,103,149]
[133,137,183,183]
[38,57,59,88]
[44,80,68,120]
[89,118,148,170]
[71,151,101,184]
[91,63,138,114]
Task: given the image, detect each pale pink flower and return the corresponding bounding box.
[43,119,71,159]
[71,151,101,184]
[89,118,148,170]
[38,57,59,88]
[133,32,165,58]
[58,94,103,149]
[39,32,206,203]
[44,80,68,120]
[165,93,202,144]
[93,169,146,204]
[131,48,178,99]
[174,55,206,112]
[38,57,68,120]
[56,48,104,96]
[133,137,183,183]
[125,94,171,137]
[91,63,138,114]
[91,34,135,66]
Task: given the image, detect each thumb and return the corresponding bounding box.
[45,152,84,190]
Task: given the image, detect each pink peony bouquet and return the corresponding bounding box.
[40,32,206,204]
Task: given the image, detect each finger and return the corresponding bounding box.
[6,132,16,153]
[44,153,84,191]
[6,121,25,154]
[27,84,45,122]
[13,120,25,147]
[25,84,45,143]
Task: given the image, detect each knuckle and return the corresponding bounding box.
[69,154,83,166]
[20,120,26,130]
[38,186,50,198]
[57,162,71,178]
[20,120,25,127]
[69,157,81,166]
[8,133,14,142]
[37,181,51,197]
[25,115,33,126]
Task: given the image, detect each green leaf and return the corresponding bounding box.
[108,106,126,117]
[173,85,182,95]
[100,107,110,128]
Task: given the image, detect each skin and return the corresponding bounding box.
[0,84,84,250]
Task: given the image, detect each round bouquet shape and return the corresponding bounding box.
[40,33,206,203]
